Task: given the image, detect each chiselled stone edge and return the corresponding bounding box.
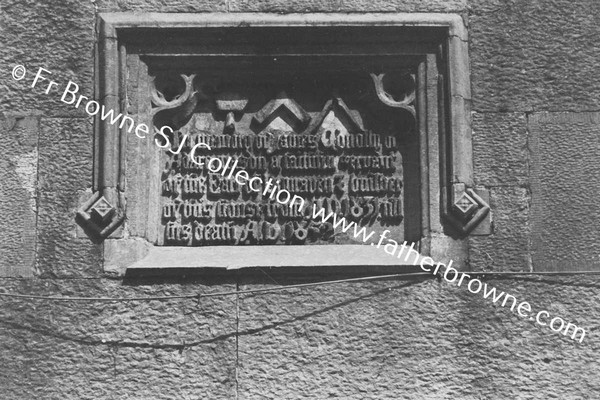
[98,12,467,40]
[104,237,153,276]
[127,244,431,272]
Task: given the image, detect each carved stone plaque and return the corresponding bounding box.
[154,69,411,247]
[88,13,489,273]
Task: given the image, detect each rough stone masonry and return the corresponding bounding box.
[0,1,599,399]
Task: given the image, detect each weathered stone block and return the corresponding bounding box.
[227,0,467,12]
[0,2,598,399]
[528,112,600,271]
[472,112,528,187]
[468,186,530,272]
[237,280,464,399]
[37,118,102,277]
[0,278,238,399]
[0,114,40,277]
[470,0,600,112]
[97,0,228,12]
[0,0,95,117]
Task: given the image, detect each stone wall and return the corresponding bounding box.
[0,0,599,398]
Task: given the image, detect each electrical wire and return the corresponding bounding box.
[1,270,598,302]
[0,272,431,302]
[466,271,600,276]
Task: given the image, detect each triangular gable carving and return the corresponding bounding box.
[306,96,364,136]
[252,91,311,132]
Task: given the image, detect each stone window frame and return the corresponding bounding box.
[78,13,490,275]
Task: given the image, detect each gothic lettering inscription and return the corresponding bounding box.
[159,88,405,246]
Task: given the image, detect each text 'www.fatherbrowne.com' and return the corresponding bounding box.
[309,206,586,343]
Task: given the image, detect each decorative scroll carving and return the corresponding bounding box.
[151,74,198,130]
[370,72,416,118]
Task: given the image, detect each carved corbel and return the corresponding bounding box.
[76,190,124,238]
[442,183,491,235]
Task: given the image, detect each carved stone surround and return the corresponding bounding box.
[81,13,490,275]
